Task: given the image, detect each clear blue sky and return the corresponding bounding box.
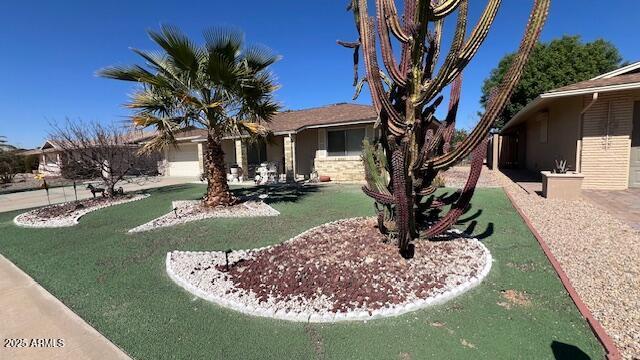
[1,0,639,148]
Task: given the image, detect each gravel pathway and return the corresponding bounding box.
[167,218,492,322]
[129,200,279,233]
[442,166,500,188]
[494,170,640,359]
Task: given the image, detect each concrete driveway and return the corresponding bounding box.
[0,177,200,213]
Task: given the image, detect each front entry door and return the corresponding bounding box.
[630,101,640,187]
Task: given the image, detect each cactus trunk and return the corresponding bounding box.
[342,0,550,255]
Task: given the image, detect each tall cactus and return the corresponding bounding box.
[341,0,550,257]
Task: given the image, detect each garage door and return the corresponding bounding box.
[167,144,200,177]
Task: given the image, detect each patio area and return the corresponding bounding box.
[583,188,640,230]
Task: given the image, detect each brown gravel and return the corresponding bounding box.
[220,218,488,314]
[494,170,640,359]
[442,166,499,188]
[30,195,132,218]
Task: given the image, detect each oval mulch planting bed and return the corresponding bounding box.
[13,193,149,228]
[167,218,492,322]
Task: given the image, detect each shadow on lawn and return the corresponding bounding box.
[145,184,197,195]
[233,183,321,205]
[418,190,495,240]
[551,341,591,360]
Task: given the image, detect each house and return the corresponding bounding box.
[157,103,380,182]
[30,140,65,175]
[492,61,640,190]
[30,131,156,176]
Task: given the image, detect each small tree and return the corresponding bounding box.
[50,120,159,197]
[0,149,20,184]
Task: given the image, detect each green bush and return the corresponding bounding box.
[21,154,39,173]
[0,150,20,183]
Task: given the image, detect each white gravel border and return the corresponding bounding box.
[128,200,279,233]
[166,219,492,323]
[13,194,150,228]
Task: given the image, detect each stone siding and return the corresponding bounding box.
[314,156,365,182]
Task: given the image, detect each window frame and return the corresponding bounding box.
[326,127,366,157]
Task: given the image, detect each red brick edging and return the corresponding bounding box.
[503,190,621,360]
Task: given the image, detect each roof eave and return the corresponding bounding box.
[501,96,546,133]
[542,82,640,98]
[591,61,640,80]
[501,82,640,133]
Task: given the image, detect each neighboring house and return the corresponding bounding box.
[494,61,640,190]
[29,131,155,176]
[156,103,380,182]
[30,140,65,175]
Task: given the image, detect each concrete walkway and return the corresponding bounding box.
[0,176,198,213]
[0,254,130,360]
[583,188,640,230]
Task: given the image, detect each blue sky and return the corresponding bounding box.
[1,0,639,148]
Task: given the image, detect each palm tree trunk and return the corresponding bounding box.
[203,132,235,207]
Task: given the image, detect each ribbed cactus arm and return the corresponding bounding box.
[429,0,464,20]
[376,0,407,86]
[426,0,550,170]
[382,0,411,43]
[418,0,468,103]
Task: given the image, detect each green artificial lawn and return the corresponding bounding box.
[0,184,604,359]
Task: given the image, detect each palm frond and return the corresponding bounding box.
[206,53,243,87]
[98,65,169,88]
[237,121,271,137]
[242,45,281,72]
[203,27,243,62]
[127,90,174,115]
[147,24,203,76]
[103,25,280,144]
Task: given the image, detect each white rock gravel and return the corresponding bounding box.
[166,219,492,323]
[129,200,279,233]
[494,170,640,359]
[13,194,149,228]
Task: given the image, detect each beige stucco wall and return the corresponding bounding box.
[313,124,374,182]
[580,90,638,190]
[515,90,637,190]
[524,96,582,171]
[295,129,318,177]
[220,139,236,168]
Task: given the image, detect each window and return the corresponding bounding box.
[247,140,267,164]
[327,128,366,156]
[44,153,57,165]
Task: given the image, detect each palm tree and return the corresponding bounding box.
[99,25,280,207]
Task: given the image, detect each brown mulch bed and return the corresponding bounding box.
[219,218,487,313]
[30,195,133,218]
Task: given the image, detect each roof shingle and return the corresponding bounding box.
[265,103,376,133]
[548,73,640,94]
